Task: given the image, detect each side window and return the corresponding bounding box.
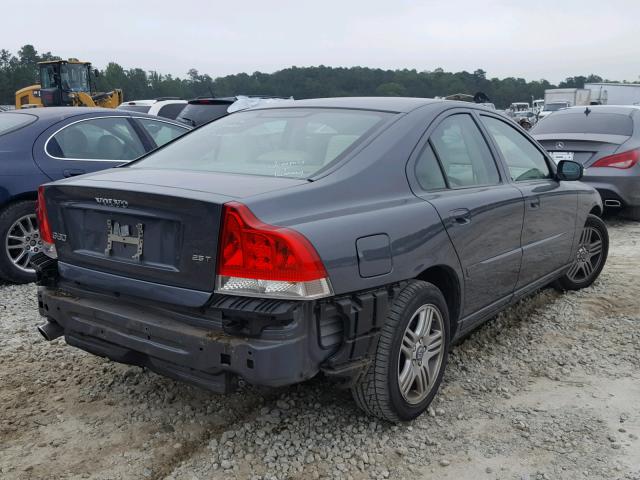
[430,114,500,187]
[137,119,188,147]
[415,143,447,191]
[481,115,551,181]
[47,117,145,160]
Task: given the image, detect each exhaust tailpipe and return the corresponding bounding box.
[38,321,64,341]
[604,199,622,208]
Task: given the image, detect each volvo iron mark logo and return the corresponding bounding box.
[95,197,128,208]
[555,141,565,150]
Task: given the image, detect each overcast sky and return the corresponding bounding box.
[2,0,639,84]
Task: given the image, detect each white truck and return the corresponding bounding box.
[543,88,591,107]
[584,82,640,105]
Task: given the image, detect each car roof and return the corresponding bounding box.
[557,105,640,115]
[246,97,444,113]
[3,106,121,120]
[2,107,190,131]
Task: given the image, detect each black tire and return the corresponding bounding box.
[0,200,38,284]
[554,214,608,291]
[351,280,450,422]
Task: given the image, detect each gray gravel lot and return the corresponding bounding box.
[1,219,639,480]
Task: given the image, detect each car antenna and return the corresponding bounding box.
[584,107,591,116]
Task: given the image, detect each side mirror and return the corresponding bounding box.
[94,69,100,78]
[556,160,583,181]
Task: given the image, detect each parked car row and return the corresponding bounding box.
[30,97,609,422]
[116,95,291,126]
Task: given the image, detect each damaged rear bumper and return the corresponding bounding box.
[35,257,401,393]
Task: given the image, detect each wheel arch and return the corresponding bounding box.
[415,265,462,337]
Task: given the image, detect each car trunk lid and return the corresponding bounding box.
[534,133,630,166]
[42,169,306,304]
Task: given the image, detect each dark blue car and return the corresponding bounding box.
[34,98,608,421]
[0,107,190,283]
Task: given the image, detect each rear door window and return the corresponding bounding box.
[136,118,189,147]
[481,115,551,181]
[0,113,37,136]
[533,112,633,135]
[430,114,500,187]
[415,143,447,190]
[47,117,146,160]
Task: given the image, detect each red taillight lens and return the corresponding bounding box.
[36,186,54,243]
[36,186,57,259]
[217,202,327,282]
[591,149,640,169]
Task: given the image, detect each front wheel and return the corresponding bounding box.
[351,281,450,422]
[554,214,608,291]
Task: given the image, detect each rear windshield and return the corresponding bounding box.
[116,105,151,114]
[131,108,391,178]
[176,103,231,127]
[544,103,568,112]
[0,112,37,136]
[533,112,633,135]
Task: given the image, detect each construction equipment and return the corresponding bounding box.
[15,59,123,109]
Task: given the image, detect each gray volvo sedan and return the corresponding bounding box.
[33,97,608,422]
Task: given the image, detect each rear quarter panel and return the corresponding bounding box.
[242,105,464,296]
[0,128,51,207]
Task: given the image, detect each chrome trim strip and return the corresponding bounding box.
[43,115,189,162]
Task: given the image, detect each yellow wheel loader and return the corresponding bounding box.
[15,59,123,109]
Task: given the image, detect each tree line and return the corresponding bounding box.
[0,45,627,109]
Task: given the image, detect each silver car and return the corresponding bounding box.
[532,105,640,220]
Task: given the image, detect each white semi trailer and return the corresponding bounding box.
[543,88,591,106]
[584,82,640,105]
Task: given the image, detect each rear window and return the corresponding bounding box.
[176,103,232,126]
[131,108,391,178]
[0,113,37,136]
[157,103,186,119]
[533,112,633,136]
[116,105,152,114]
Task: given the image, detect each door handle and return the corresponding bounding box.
[529,196,541,209]
[449,208,471,225]
[63,169,85,178]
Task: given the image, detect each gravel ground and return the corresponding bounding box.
[1,219,639,480]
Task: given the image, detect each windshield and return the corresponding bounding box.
[61,64,90,92]
[132,108,392,178]
[533,113,633,135]
[544,103,568,112]
[117,105,152,113]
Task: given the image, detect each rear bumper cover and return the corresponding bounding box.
[583,169,640,207]
[35,258,398,392]
[39,286,331,392]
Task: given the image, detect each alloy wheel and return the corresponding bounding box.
[398,304,445,405]
[5,214,40,273]
[566,225,604,283]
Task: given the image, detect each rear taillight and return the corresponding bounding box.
[215,202,332,300]
[591,149,640,169]
[36,186,57,259]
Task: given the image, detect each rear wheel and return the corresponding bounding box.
[554,214,608,291]
[0,200,39,283]
[351,280,449,422]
